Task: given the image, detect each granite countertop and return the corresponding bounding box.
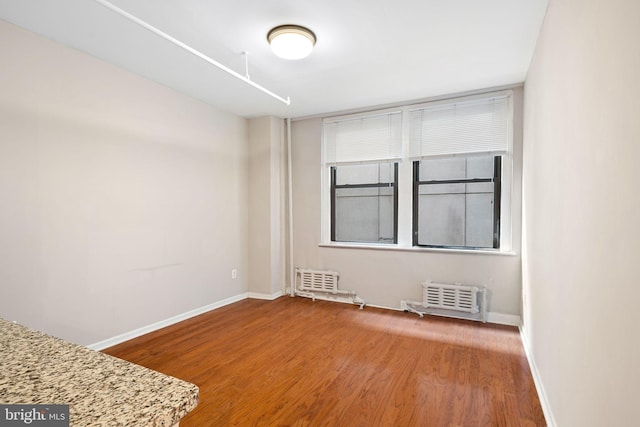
[0,318,198,426]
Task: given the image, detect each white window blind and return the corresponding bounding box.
[324,111,402,164]
[409,94,511,158]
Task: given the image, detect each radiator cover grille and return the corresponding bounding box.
[298,269,339,293]
[423,282,479,314]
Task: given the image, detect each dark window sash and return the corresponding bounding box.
[492,156,502,249]
[416,177,494,185]
[334,182,395,189]
[330,166,336,242]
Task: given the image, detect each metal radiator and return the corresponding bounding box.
[403,281,487,322]
[423,282,480,314]
[295,268,365,309]
[297,269,339,293]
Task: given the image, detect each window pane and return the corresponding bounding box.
[466,155,494,179]
[466,193,494,247]
[335,186,394,243]
[419,182,465,195]
[418,192,466,246]
[419,157,466,181]
[417,185,494,247]
[415,155,498,249]
[419,155,494,181]
[332,163,397,244]
[336,163,394,185]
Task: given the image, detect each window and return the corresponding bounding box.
[322,91,513,252]
[408,93,510,250]
[413,155,501,249]
[331,163,398,244]
[323,110,402,245]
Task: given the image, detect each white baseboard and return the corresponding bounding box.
[519,326,556,427]
[486,311,521,326]
[88,292,285,351]
[399,300,521,326]
[247,291,283,301]
[298,297,521,327]
[87,293,247,351]
[87,291,521,351]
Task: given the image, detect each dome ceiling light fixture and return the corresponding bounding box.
[267,25,316,60]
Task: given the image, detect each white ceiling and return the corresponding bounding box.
[0,0,548,118]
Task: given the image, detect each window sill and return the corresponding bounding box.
[318,242,517,256]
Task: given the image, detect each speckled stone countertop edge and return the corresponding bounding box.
[0,318,199,426]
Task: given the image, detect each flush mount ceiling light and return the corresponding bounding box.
[267,25,316,60]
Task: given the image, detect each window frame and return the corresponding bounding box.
[412,156,502,250]
[330,162,399,244]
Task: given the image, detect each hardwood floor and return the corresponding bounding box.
[103,297,546,426]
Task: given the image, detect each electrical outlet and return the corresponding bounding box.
[231,269,237,279]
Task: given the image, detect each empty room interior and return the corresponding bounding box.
[1,0,638,426]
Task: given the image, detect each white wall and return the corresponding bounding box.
[290,87,524,318]
[0,20,249,346]
[522,0,640,425]
[248,116,285,297]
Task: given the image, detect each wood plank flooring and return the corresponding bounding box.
[103,297,546,426]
